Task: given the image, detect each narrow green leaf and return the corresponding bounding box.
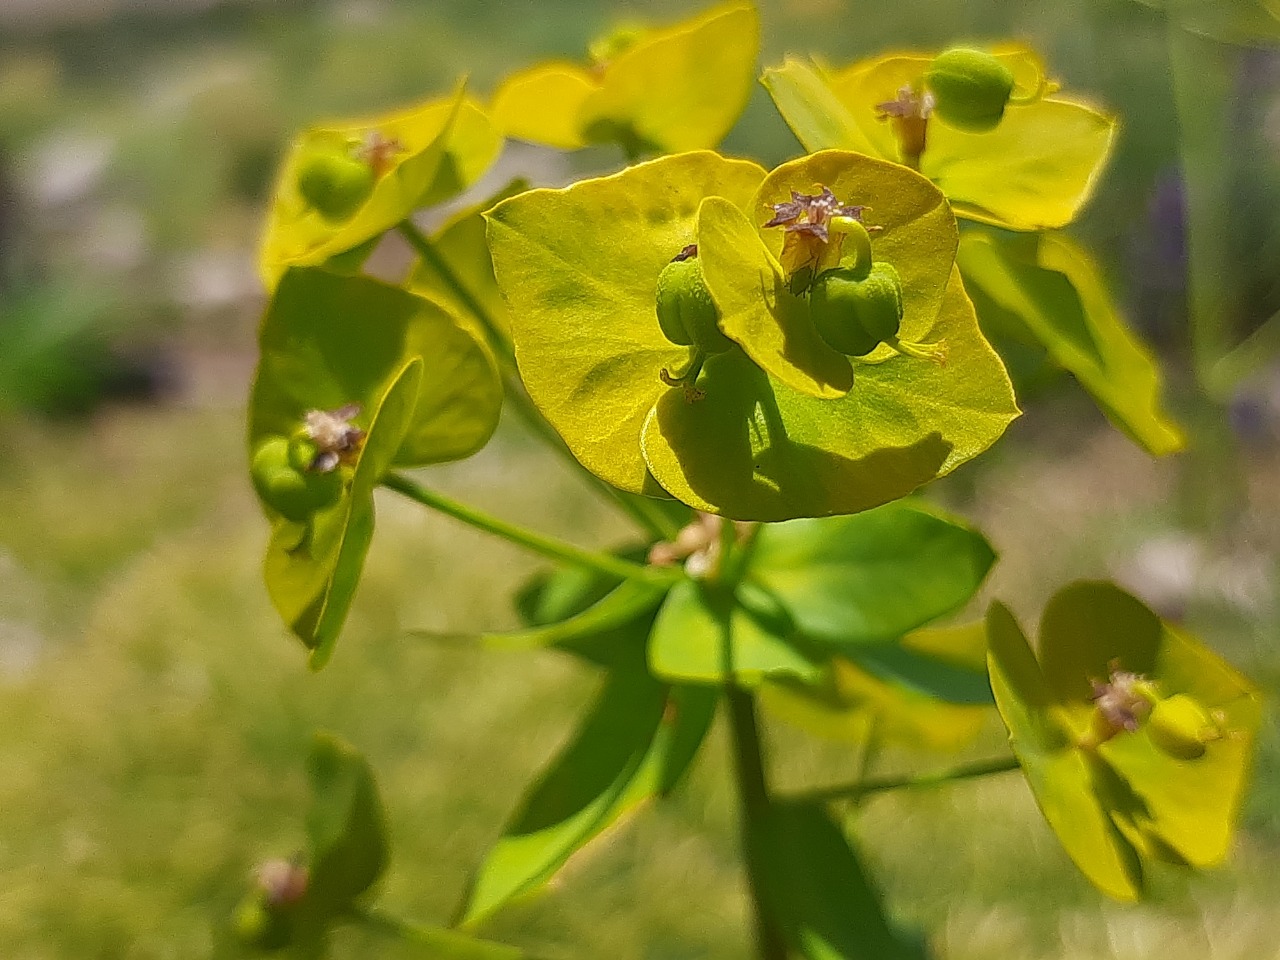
[459,666,708,927]
[749,501,995,646]
[304,733,390,917]
[480,579,668,653]
[263,358,422,669]
[748,800,930,959]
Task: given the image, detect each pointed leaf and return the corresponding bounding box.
[480,579,668,653]
[958,231,1185,455]
[748,801,930,959]
[459,667,711,926]
[642,270,1018,520]
[304,733,390,915]
[750,501,995,645]
[486,151,766,493]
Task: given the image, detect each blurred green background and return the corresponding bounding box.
[0,0,1278,957]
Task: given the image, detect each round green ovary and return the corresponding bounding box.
[296,145,375,222]
[809,261,903,356]
[1148,694,1215,761]
[250,436,342,522]
[925,48,1015,133]
[655,257,733,353]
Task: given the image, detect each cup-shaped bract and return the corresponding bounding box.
[259,87,501,289]
[490,1,758,155]
[487,150,1017,521]
[987,582,1261,900]
[249,268,502,666]
[485,150,767,496]
[763,47,1117,232]
[643,152,1018,520]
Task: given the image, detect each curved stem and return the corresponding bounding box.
[396,219,676,540]
[788,755,1021,806]
[382,472,674,586]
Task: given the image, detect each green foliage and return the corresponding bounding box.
[460,663,716,927]
[747,801,929,959]
[231,7,1263,958]
[249,269,501,665]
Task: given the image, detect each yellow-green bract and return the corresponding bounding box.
[762,46,1116,232]
[489,0,758,154]
[987,582,1260,900]
[485,149,1017,521]
[259,86,501,289]
[248,269,502,667]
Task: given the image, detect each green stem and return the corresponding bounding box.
[1167,24,1238,389]
[789,755,1021,806]
[727,686,789,960]
[396,220,676,541]
[345,906,538,959]
[382,472,673,586]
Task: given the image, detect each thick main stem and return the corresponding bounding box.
[382,472,671,586]
[346,906,531,958]
[396,220,676,540]
[726,687,789,960]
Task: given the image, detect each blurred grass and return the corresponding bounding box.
[0,0,1278,957]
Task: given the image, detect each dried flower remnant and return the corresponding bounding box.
[876,85,935,167]
[356,130,406,177]
[256,858,309,908]
[648,512,755,579]
[303,404,366,472]
[762,187,873,280]
[1089,663,1154,739]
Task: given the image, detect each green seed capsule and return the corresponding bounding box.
[925,48,1016,133]
[296,144,375,222]
[234,895,292,951]
[655,256,732,354]
[1148,694,1216,760]
[809,261,904,356]
[250,436,342,522]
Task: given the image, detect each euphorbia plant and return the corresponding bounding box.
[239,5,1259,958]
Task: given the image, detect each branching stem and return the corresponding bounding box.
[788,755,1021,806]
[396,220,676,540]
[382,472,674,586]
